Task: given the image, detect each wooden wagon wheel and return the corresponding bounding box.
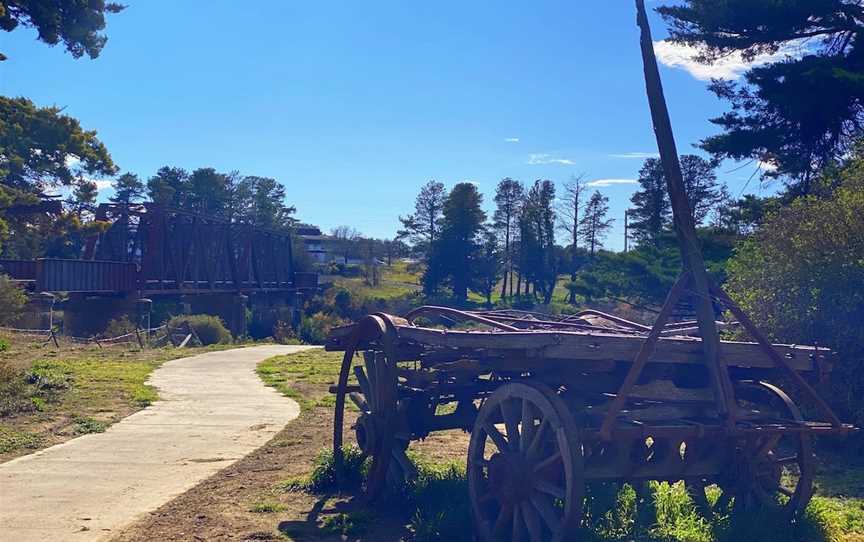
[351,349,416,488]
[332,314,412,500]
[686,381,815,519]
[468,381,584,542]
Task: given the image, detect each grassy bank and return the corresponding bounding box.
[259,348,864,542]
[0,332,229,461]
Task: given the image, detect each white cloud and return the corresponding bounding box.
[94,180,113,191]
[587,178,638,187]
[653,40,804,81]
[504,137,520,143]
[757,160,778,172]
[527,153,576,166]
[609,152,659,159]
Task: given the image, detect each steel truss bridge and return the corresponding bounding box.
[0,203,317,295]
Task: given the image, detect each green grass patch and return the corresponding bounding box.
[288,446,864,542]
[321,511,373,536]
[256,349,350,411]
[278,444,368,494]
[249,500,286,513]
[72,415,109,435]
[0,427,44,454]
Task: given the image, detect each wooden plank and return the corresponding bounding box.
[394,326,824,371]
[635,0,733,422]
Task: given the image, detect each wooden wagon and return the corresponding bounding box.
[325,3,856,540]
[326,306,854,541]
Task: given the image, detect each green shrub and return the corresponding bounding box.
[298,311,344,345]
[26,360,73,390]
[167,314,231,345]
[273,320,300,345]
[0,274,26,326]
[726,175,864,446]
[284,445,367,493]
[72,416,108,435]
[403,460,472,542]
[103,315,136,338]
[0,337,8,352]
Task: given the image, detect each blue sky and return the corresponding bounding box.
[1,1,777,250]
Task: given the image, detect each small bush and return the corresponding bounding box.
[0,274,26,325]
[72,416,108,435]
[0,364,31,416]
[167,314,231,345]
[104,316,136,338]
[273,320,300,345]
[0,337,9,352]
[403,460,472,542]
[26,360,73,390]
[298,311,344,345]
[284,445,367,493]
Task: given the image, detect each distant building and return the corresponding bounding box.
[294,224,330,264]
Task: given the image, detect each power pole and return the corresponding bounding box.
[623,210,629,252]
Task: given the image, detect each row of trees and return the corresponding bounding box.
[395,151,751,304]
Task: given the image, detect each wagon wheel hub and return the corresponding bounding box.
[355,413,380,455]
[486,452,532,506]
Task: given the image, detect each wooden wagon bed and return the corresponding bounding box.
[325,309,832,374]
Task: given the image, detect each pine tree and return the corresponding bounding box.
[493,178,524,298]
[629,159,671,247]
[428,182,486,302]
[579,191,614,256]
[398,180,446,255]
[110,173,145,204]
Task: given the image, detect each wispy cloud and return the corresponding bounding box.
[66,155,113,192]
[527,153,575,166]
[504,137,520,143]
[609,152,658,159]
[653,40,804,81]
[587,178,638,187]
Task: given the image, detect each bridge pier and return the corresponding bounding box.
[61,294,138,337]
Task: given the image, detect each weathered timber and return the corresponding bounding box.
[389,326,826,371]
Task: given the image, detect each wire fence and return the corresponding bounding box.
[0,324,172,349]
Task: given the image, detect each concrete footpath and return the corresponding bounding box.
[0,345,310,542]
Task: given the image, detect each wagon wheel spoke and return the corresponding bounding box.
[525,418,549,462]
[362,351,378,407]
[520,399,535,453]
[530,491,562,533]
[512,504,523,542]
[533,478,566,500]
[493,504,513,535]
[533,450,562,475]
[483,421,510,453]
[392,447,417,480]
[348,392,369,413]
[501,399,522,450]
[520,501,544,542]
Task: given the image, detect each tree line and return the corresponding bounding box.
[393,151,768,306]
